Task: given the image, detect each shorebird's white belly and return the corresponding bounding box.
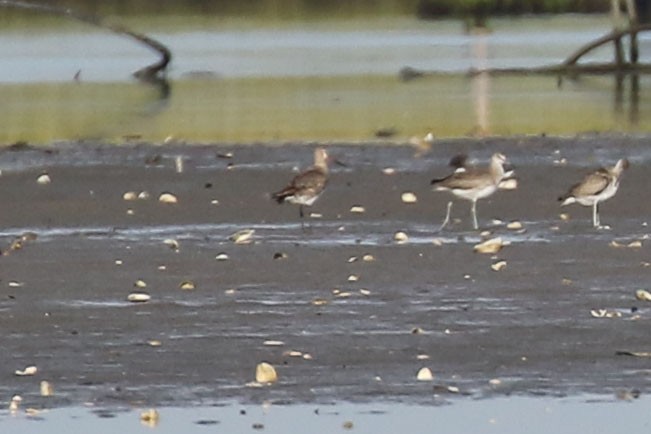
[451,184,497,201]
[286,194,320,206]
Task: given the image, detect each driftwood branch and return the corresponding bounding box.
[0,0,171,82]
[400,23,651,81]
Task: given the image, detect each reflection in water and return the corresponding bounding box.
[613,73,640,125]
[471,33,490,136]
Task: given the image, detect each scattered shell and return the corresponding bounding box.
[394,231,409,243]
[40,380,54,397]
[134,279,147,288]
[590,308,622,318]
[416,354,430,360]
[498,178,518,190]
[347,256,358,263]
[179,281,195,290]
[401,192,418,203]
[263,340,285,346]
[126,209,135,215]
[343,421,354,430]
[8,281,24,288]
[359,288,371,296]
[350,205,366,214]
[225,288,236,295]
[506,221,523,230]
[491,260,507,272]
[473,237,503,254]
[140,409,160,427]
[138,191,150,200]
[559,213,570,221]
[562,278,573,286]
[21,232,38,242]
[347,274,359,282]
[489,378,502,386]
[211,199,220,205]
[148,340,162,347]
[635,289,651,301]
[273,252,288,260]
[216,253,230,261]
[628,240,643,248]
[255,362,278,384]
[15,366,37,376]
[411,327,424,335]
[9,395,22,412]
[382,167,396,175]
[158,192,178,204]
[158,265,167,271]
[115,259,123,265]
[303,353,313,360]
[309,212,322,218]
[362,254,375,262]
[286,350,303,357]
[36,173,51,185]
[229,229,255,244]
[335,291,352,298]
[416,367,434,381]
[312,298,328,306]
[123,191,138,201]
[163,238,180,250]
[432,238,443,246]
[127,292,151,303]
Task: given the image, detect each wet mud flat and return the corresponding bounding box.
[0,135,650,411]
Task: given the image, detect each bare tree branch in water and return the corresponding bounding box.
[400,24,651,80]
[0,0,171,83]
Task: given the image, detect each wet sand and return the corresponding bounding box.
[0,135,650,410]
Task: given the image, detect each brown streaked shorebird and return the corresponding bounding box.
[558,158,629,228]
[273,148,329,227]
[431,153,511,230]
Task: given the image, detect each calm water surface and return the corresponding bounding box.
[1,14,650,142]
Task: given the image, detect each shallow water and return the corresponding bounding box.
[1,396,650,434]
[1,15,651,142]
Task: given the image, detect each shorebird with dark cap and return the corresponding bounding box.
[273,147,329,228]
[559,158,629,228]
[431,153,512,230]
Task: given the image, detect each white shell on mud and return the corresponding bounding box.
[350,205,366,213]
[15,366,37,376]
[473,237,503,254]
[362,254,375,262]
[263,340,285,346]
[635,289,651,301]
[347,274,359,282]
[401,192,418,203]
[416,367,434,381]
[179,281,195,290]
[229,229,255,244]
[498,178,518,190]
[123,191,138,201]
[138,191,150,200]
[158,192,178,204]
[36,173,51,185]
[382,167,396,175]
[216,253,230,261]
[128,292,151,303]
[255,362,278,384]
[9,395,22,412]
[134,279,147,288]
[394,231,409,243]
[163,238,180,250]
[40,381,54,396]
[507,221,523,230]
[491,260,507,271]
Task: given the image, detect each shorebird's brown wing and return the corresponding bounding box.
[431,169,491,190]
[273,167,327,202]
[566,170,610,198]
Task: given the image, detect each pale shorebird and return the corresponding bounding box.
[558,158,629,228]
[431,153,511,230]
[273,148,329,227]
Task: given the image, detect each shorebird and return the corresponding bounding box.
[273,148,329,227]
[558,158,629,228]
[431,153,511,230]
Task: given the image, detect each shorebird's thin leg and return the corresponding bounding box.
[436,201,453,232]
[471,200,479,230]
[593,202,600,228]
[299,205,305,231]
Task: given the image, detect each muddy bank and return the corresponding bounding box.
[0,135,650,409]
